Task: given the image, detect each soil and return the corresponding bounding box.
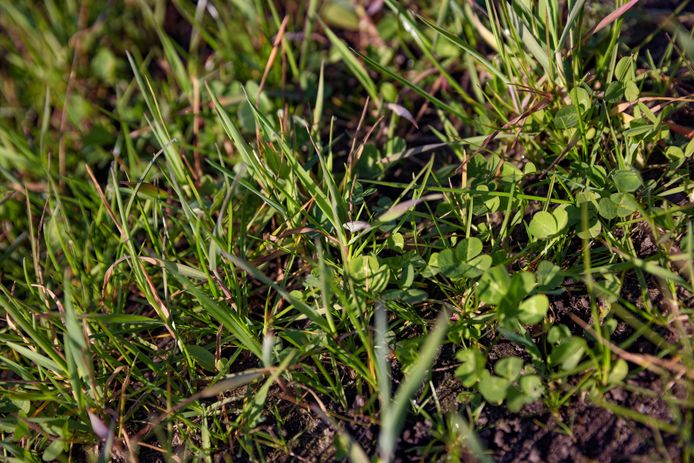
[476,380,680,463]
[274,368,683,463]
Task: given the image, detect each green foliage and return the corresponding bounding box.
[436,237,492,279]
[348,254,390,294]
[455,350,545,412]
[0,0,692,461]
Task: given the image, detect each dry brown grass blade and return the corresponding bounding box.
[585,0,640,40]
[254,15,289,148]
[257,15,289,108]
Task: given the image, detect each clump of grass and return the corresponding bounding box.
[1,1,693,462]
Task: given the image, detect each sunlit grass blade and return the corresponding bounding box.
[417,14,509,84]
[557,0,587,52]
[165,262,263,359]
[320,20,379,104]
[221,252,333,333]
[356,51,468,121]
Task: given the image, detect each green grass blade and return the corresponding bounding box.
[165,262,263,359]
[320,20,379,103]
[557,0,587,52]
[4,341,62,374]
[379,311,449,461]
[417,14,509,84]
[356,51,469,121]
[221,252,333,333]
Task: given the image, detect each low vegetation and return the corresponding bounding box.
[1,1,693,461]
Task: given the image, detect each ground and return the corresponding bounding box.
[0,1,693,462]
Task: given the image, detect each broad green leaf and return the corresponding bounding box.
[605,81,625,103]
[576,211,602,239]
[569,87,591,112]
[510,272,536,302]
[505,386,526,412]
[472,184,501,215]
[455,348,486,387]
[528,211,557,240]
[685,138,694,157]
[597,197,619,219]
[665,146,684,162]
[188,345,215,372]
[552,205,569,232]
[554,106,579,129]
[615,56,636,82]
[478,372,509,405]
[478,265,511,305]
[423,252,440,278]
[519,375,544,399]
[438,237,491,279]
[494,357,523,381]
[608,359,629,384]
[381,82,397,102]
[547,324,572,344]
[535,261,562,289]
[518,294,549,324]
[320,0,359,30]
[458,237,483,260]
[612,169,643,192]
[348,255,389,294]
[42,439,64,462]
[550,336,586,370]
[388,232,405,250]
[625,81,639,102]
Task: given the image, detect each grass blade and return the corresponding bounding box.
[321,20,379,103]
[356,51,469,121]
[221,252,333,333]
[379,311,449,461]
[165,262,263,359]
[417,14,509,84]
[557,0,587,51]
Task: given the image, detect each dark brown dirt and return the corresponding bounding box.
[275,356,685,463]
[475,375,681,463]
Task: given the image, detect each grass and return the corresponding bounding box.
[1,0,693,461]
